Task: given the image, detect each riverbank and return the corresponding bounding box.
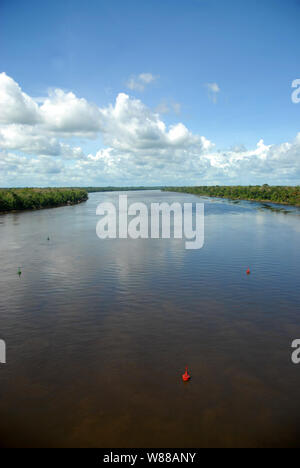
[0,188,88,214]
[162,185,300,207]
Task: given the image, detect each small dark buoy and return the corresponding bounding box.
[182,367,191,382]
[18,267,22,277]
[47,237,50,241]
[246,268,250,275]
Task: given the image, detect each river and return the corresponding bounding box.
[0,190,300,447]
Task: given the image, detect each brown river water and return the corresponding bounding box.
[0,190,300,447]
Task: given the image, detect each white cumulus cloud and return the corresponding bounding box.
[39,88,102,136]
[0,72,40,124]
[0,124,84,159]
[0,73,300,187]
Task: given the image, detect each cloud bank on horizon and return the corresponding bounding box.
[0,71,300,187]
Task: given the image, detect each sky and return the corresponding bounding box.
[0,0,300,187]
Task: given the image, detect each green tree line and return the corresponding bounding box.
[163,185,300,206]
[0,188,88,212]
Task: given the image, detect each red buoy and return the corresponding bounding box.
[246,268,251,275]
[182,367,191,382]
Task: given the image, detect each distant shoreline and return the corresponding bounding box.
[2,186,300,214]
[163,186,300,208]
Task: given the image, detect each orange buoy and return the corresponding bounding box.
[246,268,250,275]
[182,367,191,382]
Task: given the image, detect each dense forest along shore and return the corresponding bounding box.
[0,186,163,214]
[2,185,300,214]
[163,185,300,207]
[0,188,88,214]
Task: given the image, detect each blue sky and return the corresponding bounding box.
[0,0,300,186]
